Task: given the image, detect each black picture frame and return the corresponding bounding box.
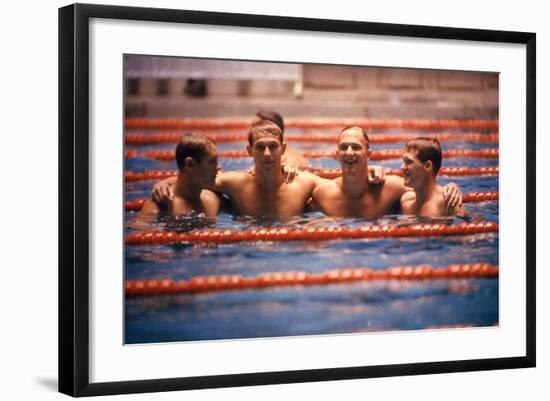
[59,3,536,397]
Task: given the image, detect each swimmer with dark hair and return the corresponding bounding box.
[400,137,465,217]
[137,132,221,222]
[254,110,285,132]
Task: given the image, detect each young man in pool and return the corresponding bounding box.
[199,119,324,219]
[137,132,222,222]
[253,110,308,168]
[309,127,462,218]
[399,137,465,217]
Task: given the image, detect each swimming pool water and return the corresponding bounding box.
[124,127,499,344]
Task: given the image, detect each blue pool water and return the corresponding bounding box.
[124,127,499,344]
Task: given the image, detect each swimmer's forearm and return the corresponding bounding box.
[207,172,230,192]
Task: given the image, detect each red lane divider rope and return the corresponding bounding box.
[125,222,498,246]
[125,263,499,297]
[124,192,499,212]
[460,191,499,203]
[125,118,499,130]
[125,199,147,211]
[306,148,498,160]
[125,166,499,182]
[125,132,500,145]
[303,166,500,179]
[125,148,499,161]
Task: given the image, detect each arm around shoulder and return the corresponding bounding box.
[309,180,335,213]
[211,170,246,193]
[152,176,177,203]
[386,174,409,192]
[299,170,328,189]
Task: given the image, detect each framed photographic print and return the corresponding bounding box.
[59,3,536,397]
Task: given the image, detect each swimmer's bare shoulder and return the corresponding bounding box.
[374,174,408,213]
[133,199,162,226]
[140,200,161,215]
[381,174,410,197]
[426,188,448,217]
[200,188,220,201]
[400,190,416,202]
[295,170,328,190]
[214,170,250,192]
[399,190,416,214]
[385,174,408,189]
[309,178,339,212]
[312,177,341,202]
[201,189,220,206]
[199,189,222,217]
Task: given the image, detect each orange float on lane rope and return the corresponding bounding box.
[125,131,499,145]
[125,118,499,130]
[125,263,499,297]
[125,148,499,161]
[125,222,498,246]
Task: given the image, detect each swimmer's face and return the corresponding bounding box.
[196,146,220,186]
[401,151,429,187]
[247,132,286,171]
[336,128,371,174]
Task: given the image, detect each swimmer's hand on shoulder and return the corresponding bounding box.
[368,165,386,184]
[152,177,176,203]
[442,183,463,209]
[281,164,298,183]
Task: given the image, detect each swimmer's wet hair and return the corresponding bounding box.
[247,119,284,146]
[175,132,216,171]
[255,110,285,133]
[339,126,371,147]
[405,137,442,175]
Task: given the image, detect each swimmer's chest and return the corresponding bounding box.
[403,195,445,217]
[324,186,397,218]
[234,181,309,216]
